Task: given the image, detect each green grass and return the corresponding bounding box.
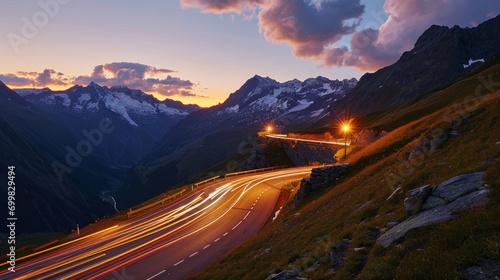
[189,60,500,279]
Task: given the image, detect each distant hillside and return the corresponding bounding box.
[0,81,123,233]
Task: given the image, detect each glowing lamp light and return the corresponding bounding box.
[342,124,349,132]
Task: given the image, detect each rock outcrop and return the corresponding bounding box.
[329,239,352,273]
[377,172,488,247]
[408,134,446,162]
[403,185,431,214]
[294,164,349,205]
[463,259,500,280]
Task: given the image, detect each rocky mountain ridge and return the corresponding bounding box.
[336,14,500,115]
[15,83,200,166]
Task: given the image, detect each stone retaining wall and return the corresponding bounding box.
[294,164,349,205]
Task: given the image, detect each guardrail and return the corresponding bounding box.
[192,176,220,188]
[266,134,351,146]
[224,165,288,177]
[127,166,289,218]
[127,189,186,218]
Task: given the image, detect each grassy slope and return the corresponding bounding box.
[190,63,500,279]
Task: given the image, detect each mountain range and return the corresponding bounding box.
[16,83,199,167]
[120,76,357,203]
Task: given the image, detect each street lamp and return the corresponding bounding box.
[342,124,349,159]
[267,126,273,134]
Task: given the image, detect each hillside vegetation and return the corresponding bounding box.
[190,59,500,279]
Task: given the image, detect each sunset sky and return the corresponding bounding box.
[1,0,497,107]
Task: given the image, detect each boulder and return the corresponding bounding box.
[329,239,351,272]
[463,259,500,280]
[403,185,431,214]
[377,189,490,247]
[421,195,446,210]
[294,178,312,205]
[432,172,485,202]
[266,268,301,280]
[408,135,445,162]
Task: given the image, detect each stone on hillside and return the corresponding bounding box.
[330,239,351,272]
[404,185,431,214]
[463,259,500,280]
[294,178,312,205]
[408,135,445,162]
[422,195,446,211]
[377,189,490,247]
[432,172,485,202]
[266,268,301,280]
[386,222,399,227]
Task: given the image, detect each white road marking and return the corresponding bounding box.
[203,244,210,250]
[173,260,184,266]
[189,252,198,258]
[243,211,251,220]
[147,270,166,280]
[214,238,220,242]
[251,207,254,210]
[232,221,242,230]
[223,232,228,236]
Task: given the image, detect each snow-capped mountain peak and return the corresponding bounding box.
[212,75,357,127]
[15,83,199,128]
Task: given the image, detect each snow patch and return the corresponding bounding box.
[288,99,313,113]
[14,88,50,97]
[225,104,240,113]
[102,94,138,126]
[463,58,484,69]
[272,208,282,222]
[310,109,324,117]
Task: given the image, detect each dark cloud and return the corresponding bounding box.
[181,0,499,71]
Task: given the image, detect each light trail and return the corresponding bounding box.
[0,166,313,280]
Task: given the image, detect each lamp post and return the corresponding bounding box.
[267,126,272,134]
[342,124,349,159]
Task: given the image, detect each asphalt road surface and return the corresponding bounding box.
[0,166,312,280]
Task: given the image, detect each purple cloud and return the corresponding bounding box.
[0,69,69,87]
[180,0,263,14]
[181,0,499,71]
[73,62,205,97]
[1,62,206,99]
